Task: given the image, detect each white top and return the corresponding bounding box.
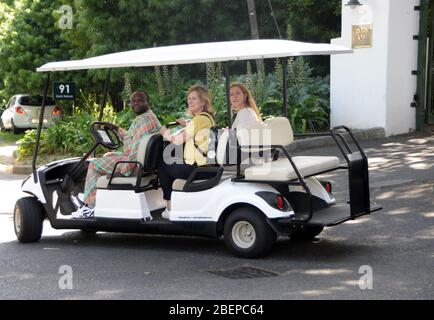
[231,107,261,129]
[36,39,352,72]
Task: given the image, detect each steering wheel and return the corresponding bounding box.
[90,121,122,149]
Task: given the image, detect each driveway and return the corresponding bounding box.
[0,133,432,300]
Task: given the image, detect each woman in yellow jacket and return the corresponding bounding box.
[159,85,215,218]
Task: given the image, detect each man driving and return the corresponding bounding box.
[71,90,162,218]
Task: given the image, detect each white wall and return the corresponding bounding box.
[386,0,419,135]
[331,0,419,136]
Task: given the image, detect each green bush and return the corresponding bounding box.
[207,59,330,133]
[16,103,128,160]
[121,69,193,124]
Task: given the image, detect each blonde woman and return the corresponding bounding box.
[159,85,216,218]
[229,82,261,129]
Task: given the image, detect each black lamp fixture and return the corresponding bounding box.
[345,0,363,9]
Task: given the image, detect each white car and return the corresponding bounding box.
[0,94,61,134]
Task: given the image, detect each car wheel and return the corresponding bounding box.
[11,119,22,134]
[0,118,6,132]
[14,197,44,243]
[289,225,324,241]
[224,206,276,258]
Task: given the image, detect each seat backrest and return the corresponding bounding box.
[136,132,163,171]
[236,117,293,152]
[216,129,230,165]
[216,129,239,165]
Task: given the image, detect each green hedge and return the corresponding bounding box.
[16,103,133,160]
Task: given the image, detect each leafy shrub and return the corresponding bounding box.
[121,69,193,124]
[207,59,330,133]
[17,103,126,160]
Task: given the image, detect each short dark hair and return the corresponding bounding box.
[131,90,149,102]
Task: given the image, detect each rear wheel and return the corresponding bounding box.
[11,119,22,134]
[290,225,324,241]
[224,207,276,258]
[0,118,6,132]
[14,197,44,243]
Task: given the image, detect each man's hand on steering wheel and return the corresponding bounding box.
[104,122,120,131]
[90,121,122,150]
[105,122,127,137]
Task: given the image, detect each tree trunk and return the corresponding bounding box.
[246,0,264,74]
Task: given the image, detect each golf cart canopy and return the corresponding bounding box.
[36,39,351,72]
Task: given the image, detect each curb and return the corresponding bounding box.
[0,127,386,175]
[0,164,33,175]
[12,165,34,175]
[0,164,12,174]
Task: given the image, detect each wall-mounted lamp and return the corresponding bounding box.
[345,0,363,9]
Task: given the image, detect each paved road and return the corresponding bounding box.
[0,133,433,300]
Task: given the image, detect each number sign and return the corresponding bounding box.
[53,82,76,100]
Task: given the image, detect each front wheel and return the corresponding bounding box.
[224,207,276,258]
[14,197,44,243]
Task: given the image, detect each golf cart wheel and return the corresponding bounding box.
[224,207,276,259]
[290,225,324,241]
[14,197,44,243]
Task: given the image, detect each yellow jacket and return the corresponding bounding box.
[184,112,215,166]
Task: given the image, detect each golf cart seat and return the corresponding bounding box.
[238,117,340,181]
[97,132,163,189]
[172,128,226,192]
[244,156,340,181]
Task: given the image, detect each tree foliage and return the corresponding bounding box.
[287,0,341,43]
[286,0,342,75]
[0,0,341,108]
[0,0,74,104]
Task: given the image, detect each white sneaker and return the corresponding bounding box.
[72,205,94,219]
[161,209,171,220]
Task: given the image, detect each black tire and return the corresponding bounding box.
[0,118,6,132]
[14,197,44,243]
[290,225,324,241]
[224,207,276,258]
[11,119,22,134]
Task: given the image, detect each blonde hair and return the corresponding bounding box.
[230,82,261,120]
[187,85,215,117]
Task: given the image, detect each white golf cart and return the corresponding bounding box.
[14,40,381,258]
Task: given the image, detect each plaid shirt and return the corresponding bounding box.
[119,110,162,174]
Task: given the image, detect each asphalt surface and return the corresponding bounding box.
[0,132,433,300]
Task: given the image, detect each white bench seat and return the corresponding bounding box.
[244,156,340,181]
